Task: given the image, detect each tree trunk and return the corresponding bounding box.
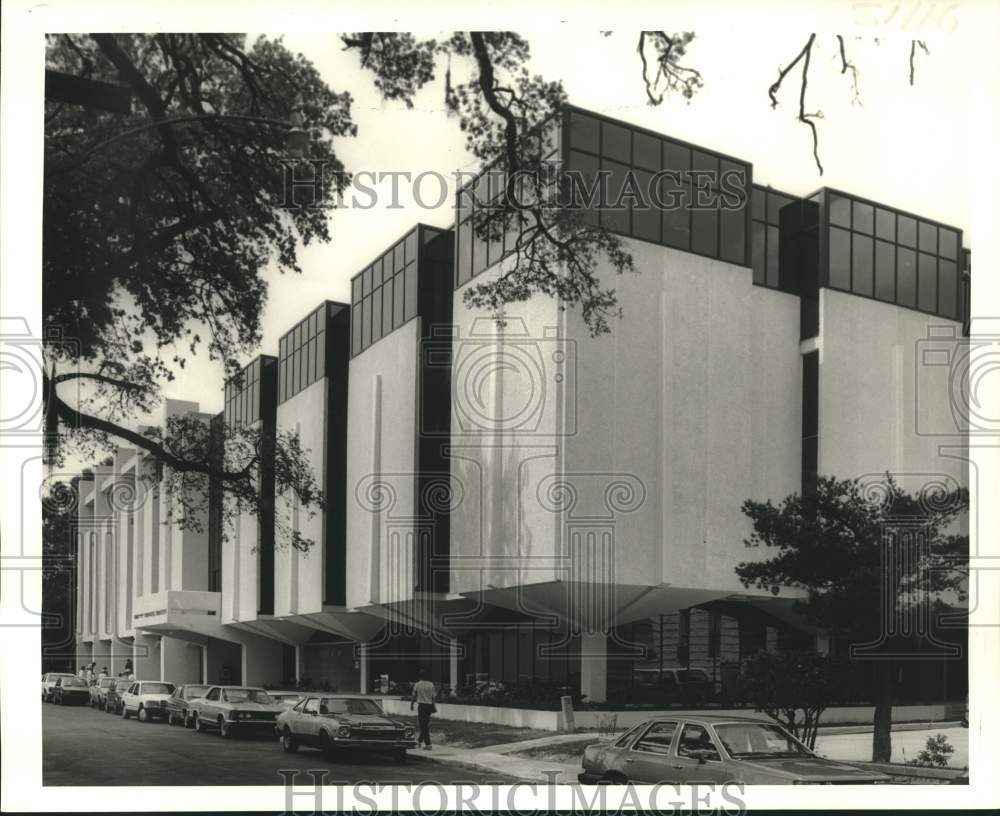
[872,660,894,762]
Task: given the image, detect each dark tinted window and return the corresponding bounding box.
[602,121,631,163]
[829,195,851,228]
[918,252,937,312]
[897,247,917,307]
[852,201,874,235]
[825,191,961,320]
[898,215,917,247]
[851,234,873,296]
[876,208,895,241]
[938,259,957,318]
[829,226,851,290]
[874,240,895,302]
[919,221,937,253]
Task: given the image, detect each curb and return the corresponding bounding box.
[407,750,577,783]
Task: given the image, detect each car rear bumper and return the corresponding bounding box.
[577,772,605,785]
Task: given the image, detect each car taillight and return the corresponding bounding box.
[403,727,415,739]
[337,726,351,738]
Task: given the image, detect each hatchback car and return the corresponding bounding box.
[578,715,892,785]
[189,686,285,738]
[275,694,416,762]
[120,681,176,722]
[104,678,131,714]
[41,673,76,703]
[166,684,210,727]
[51,675,91,706]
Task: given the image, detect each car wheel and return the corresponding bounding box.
[193,713,204,733]
[184,711,192,728]
[281,727,298,753]
[122,704,130,719]
[138,706,148,723]
[219,718,232,738]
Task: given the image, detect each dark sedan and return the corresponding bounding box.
[166,684,210,727]
[578,715,892,785]
[52,676,91,706]
[104,678,131,714]
[275,695,416,762]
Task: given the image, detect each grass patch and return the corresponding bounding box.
[393,716,554,750]
[507,737,603,764]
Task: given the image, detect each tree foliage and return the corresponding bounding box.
[740,650,846,749]
[737,474,968,762]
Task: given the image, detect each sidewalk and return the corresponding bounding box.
[407,734,597,783]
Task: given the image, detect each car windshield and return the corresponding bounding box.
[714,723,812,758]
[184,686,209,699]
[224,689,272,704]
[141,683,174,695]
[62,677,86,687]
[320,698,385,716]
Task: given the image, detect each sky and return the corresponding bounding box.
[76,19,991,430]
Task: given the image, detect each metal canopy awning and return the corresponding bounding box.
[460,581,747,629]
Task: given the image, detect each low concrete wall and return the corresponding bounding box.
[381,699,560,730]
[846,761,966,785]
[378,700,951,732]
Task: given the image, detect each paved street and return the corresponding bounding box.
[42,703,517,786]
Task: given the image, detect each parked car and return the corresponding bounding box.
[51,675,91,706]
[166,684,210,727]
[104,678,131,714]
[632,667,714,705]
[269,691,308,709]
[120,681,176,722]
[189,686,285,738]
[275,694,416,762]
[578,715,892,785]
[41,672,76,702]
[91,677,116,708]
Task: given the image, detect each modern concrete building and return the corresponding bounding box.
[73,105,970,705]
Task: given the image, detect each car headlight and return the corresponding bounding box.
[337,726,351,738]
[403,727,415,739]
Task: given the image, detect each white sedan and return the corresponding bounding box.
[120,680,176,722]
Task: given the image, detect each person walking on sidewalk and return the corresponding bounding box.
[410,670,437,750]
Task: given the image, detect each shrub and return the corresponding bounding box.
[740,650,846,749]
[908,734,954,768]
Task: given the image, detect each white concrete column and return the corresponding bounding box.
[449,639,460,692]
[359,642,369,694]
[580,632,607,704]
[133,633,160,680]
[161,637,202,684]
